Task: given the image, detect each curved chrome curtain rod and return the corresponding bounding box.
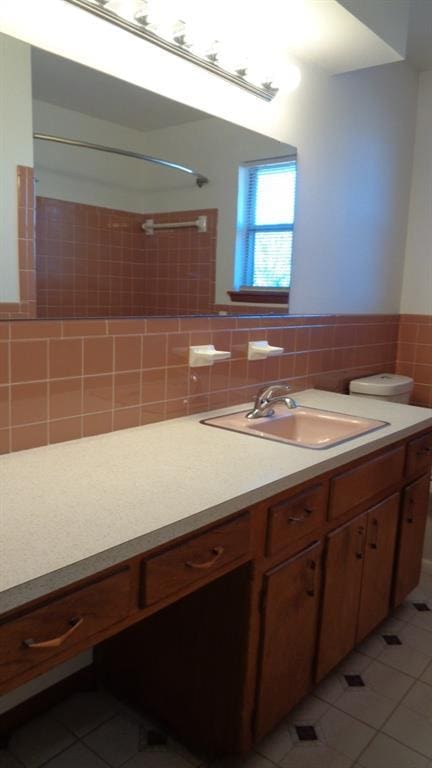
[33,133,209,187]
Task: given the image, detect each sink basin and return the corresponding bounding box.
[201,405,388,449]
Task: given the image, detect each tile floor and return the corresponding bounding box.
[3,571,432,768]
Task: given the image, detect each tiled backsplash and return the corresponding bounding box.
[0,314,398,454]
[396,314,432,407]
[0,166,36,319]
[36,199,217,318]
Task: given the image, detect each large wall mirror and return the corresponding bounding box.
[5,43,298,319]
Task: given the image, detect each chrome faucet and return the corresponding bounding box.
[246,384,297,419]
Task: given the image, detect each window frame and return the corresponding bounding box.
[231,156,297,303]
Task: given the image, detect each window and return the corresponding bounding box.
[232,158,297,302]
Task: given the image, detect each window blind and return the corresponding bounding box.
[244,160,296,288]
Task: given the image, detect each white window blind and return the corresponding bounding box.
[243,159,297,288]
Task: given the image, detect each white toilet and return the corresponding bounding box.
[349,373,414,404]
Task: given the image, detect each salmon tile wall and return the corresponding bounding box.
[396,314,432,407]
[36,198,216,318]
[0,314,398,454]
[0,166,36,319]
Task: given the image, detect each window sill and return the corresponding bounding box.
[227,289,289,305]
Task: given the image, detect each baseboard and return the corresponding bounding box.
[0,665,96,740]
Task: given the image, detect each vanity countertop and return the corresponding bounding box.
[1,388,432,613]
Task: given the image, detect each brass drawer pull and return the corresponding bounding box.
[288,508,313,524]
[23,617,83,649]
[186,546,224,570]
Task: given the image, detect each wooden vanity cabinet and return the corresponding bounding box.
[317,493,400,680]
[393,474,430,606]
[356,494,400,642]
[2,428,431,755]
[316,511,367,681]
[255,541,322,741]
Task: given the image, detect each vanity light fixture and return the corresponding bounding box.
[63,0,295,100]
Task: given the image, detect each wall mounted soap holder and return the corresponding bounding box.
[248,340,284,361]
[189,345,231,368]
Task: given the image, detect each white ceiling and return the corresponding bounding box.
[31,47,208,132]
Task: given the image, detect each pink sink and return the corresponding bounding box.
[202,405,388,449]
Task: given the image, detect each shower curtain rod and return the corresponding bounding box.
[33,133,209,188]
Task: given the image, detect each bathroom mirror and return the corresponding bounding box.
[4,44,297,319]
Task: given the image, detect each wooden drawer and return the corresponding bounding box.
[266,484,327,556]
[142,513,251,605]
[406,432,432,478]
[0,568,131,688]
[329,446,405,520]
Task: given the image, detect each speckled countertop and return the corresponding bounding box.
[1,389,432,613]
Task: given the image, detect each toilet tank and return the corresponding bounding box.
[349,374,413,404]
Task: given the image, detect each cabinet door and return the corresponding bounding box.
[393,474,430,607]
[255,541,322,741]
[316,512,367,682]
[357,494,399,643]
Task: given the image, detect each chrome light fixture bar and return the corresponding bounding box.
[33,133,209,187]
[63,0,279,101]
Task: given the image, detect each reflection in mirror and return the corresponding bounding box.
[6,44,297,319]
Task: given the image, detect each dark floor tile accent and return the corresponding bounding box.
[413,602,431,612]
[344,674,365,687]
[382,634,402,645]
[295,725,318,742]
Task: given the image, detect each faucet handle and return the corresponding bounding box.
[256,383,292,404]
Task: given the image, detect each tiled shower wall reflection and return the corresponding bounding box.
[0,166,36,319]
[35,199,217,318]
[396,314,432,407]
[0,314,398,454]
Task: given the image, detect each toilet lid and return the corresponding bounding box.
[349,373,413,396]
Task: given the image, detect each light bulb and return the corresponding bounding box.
[134,0,150,26]
[172,19,191,48]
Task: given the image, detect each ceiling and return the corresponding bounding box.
[31,47,208,132]
[406,0,432,71]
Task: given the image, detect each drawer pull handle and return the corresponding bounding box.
[186,546,224,569]
[370,518,379,550]
[23,617,83,649]
[356,526,365,560]
[417,447,432,456]
[288,508,313,524]
[306,559,317,597]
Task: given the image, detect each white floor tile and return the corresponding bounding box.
[314,674,346,705]
[362,660,414,702]
[402,681,432,721]
[336,653,372,675]
[334,687,395,729]
[421,661,432,686]
[42,742,108,768]
[383,705,432,758]
[356,732,430,768]
[376,641,430,678]
[123,753,200,768]
[255,720,293,763]
[288,695,330,723]
[279,743,353,768]
[399,624,432,658]
[317,706,375,760]
[211,753,273,768]
[0,752,24,768]
[51,690,120,737]
[83,713,141,767]
[8,715,75,768]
